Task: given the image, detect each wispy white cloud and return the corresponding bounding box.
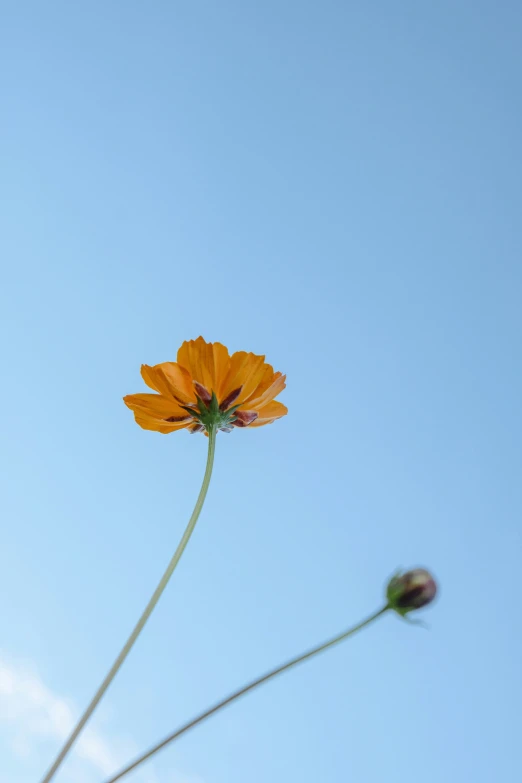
[0,653,158,783]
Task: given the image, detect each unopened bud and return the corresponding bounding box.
[386,568,437,615]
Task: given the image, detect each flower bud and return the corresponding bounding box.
[386,568,437,615]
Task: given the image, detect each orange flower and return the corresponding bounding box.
[124,337,287,434]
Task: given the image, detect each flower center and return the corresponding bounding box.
[179,383,244,433]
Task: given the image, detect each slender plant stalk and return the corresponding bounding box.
[40,426,218,783]
[103,605,390,783]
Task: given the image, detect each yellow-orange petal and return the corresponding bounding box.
[249,400,288,427]
[123,393,191,421]
[209,341,231,396]
[177,337,210,390]
[134,415,191,434]
[233,353,269,404]
[221,351,267,406]
[141,363,195,404]
[240,372,286,411]
[177,337,232,397]
[239,363,274,404]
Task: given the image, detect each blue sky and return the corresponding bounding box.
[1,2,521,782]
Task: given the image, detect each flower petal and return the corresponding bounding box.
[134,415,191,434]
[219,386,243,411]
[141,363,195,404]
[241,372,286,411]
[221,352,267,406]
[177,337,231,395]
[234,410,258,426]
[209,341,231,396]
[193,381,212,404]
[238,364,274,404]
[249,400,288,426]
[177,337,211,391]
[123,393,191,421]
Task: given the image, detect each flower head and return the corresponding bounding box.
[124,337,287,434]
[386,568,437,615]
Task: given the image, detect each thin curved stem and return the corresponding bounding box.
[103,605,390,783]
[40,426,217,783]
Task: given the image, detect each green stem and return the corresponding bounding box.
[40,426,218,783]
[103,605,390,783]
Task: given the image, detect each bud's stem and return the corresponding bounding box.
[39,426,218,783]
[103,605,389,783]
